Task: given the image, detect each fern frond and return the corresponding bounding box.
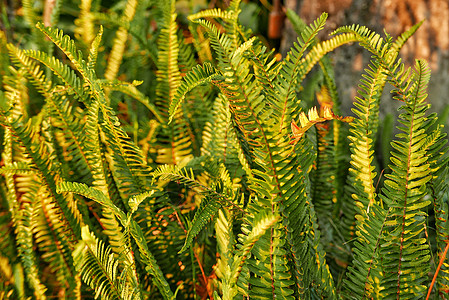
[290,106,353,145]
[237,204,295,299]
[421,121,449,295]
[188,8,236,22]
[87,26,103,71]
[36,23,91,81]
[75,0,96,45]
[17,201,48,299]
[22,0,39,28]
[57,182,174,299]
[0,161,33,175]
[32,183,79,295]
[390,21,424,58]
[100,104,153,198]
[23,49,87,100]
[74,226,137,300]
[169,62,220,123]
[331,24,391,60]
[99,79,164,123]
[104,0,138,83]
[156,0,181,115]
[180,195,222,254]
[153,163,239,211]
[379,60,432,299]
[201,94,242,176]
[276,12,327,130]
[225,208,278,299]
[342,57,390,298]
[128,190,155,215]
[3,115,81,242]
[6,44,53,98]
[2,129,48,299]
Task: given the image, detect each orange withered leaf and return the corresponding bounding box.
[290,106,354,145]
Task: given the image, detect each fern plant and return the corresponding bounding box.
[1,0,449,299]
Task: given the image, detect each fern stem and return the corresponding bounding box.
[427,243,449,300]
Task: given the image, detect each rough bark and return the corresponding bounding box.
[282,0,449,118]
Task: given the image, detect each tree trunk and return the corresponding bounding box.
[282,0,449,119]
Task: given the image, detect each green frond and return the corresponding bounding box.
[379,60,432,299]
[57,181,125,220]
[23,49,87,100]
[319,58,350,207]
[156,0,181,115]
[331,24,392,60]
[310,114,338,218]
[277,142,337,298]
[179,195,222,254]
[46,94,95,185]
[36,23,91,81]
[6,44,53,99]
[153,160,242,256]
[342,58,388,298]
[225,208,278,299]
[32,184,78,295]
[237,205,295,299]
[6,44,96,187]
[73,226,138,300]
[3,116,81,242]
[344,202,389,299]
[16,200,48,299]
[348,59,385,209]
[277,13,359,131]
[152,163,238,210]
[57,181,174,299]
[0,161,33,175]
[75,0,96,45]
[192,19,234,65]
[188,8,236,22]
[169,62,220,123]
[99,104,153,200]
[194,18,273,154]
[390,21,424,57]
[87,26,103,71]
[104,0,138,83]
[155,0,196,166]
[2,130,48,299]
[246,42,278,108]
[22,0,39,28]
[99,79,164,123]
[424,123,449,294]
[128,190,156,215]
[201,94,242,175]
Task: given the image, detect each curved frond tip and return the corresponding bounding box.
[290,106,353,145]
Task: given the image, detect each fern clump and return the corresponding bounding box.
[1,0,448,299]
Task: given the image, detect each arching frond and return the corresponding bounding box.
[99,79,164,123]
[290,106,353,145]
[23,49,86,100]
[73,226,138,300]
[57,181,174,299]
[169,62,220,123]
[188,8,236,22]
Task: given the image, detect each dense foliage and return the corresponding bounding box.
[1,0,449,299]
